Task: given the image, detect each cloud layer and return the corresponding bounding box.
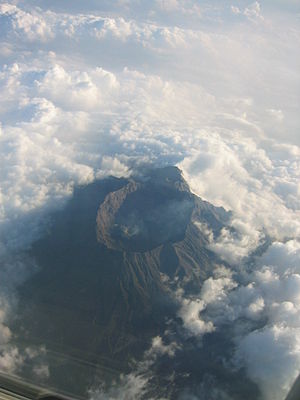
[0,1,299,398]
[176,240,300,400]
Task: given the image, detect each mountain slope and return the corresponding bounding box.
[13,166,232,395]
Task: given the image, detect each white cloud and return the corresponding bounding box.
[207,224,263,265]
[0,298,11,347]
[35,65,119,111]
[0,3,54,41]
[146,335,179,357]
[89,335,176,400]
[97,156,131,178]
[236,325,300,400]
[0,1,299,398]
[0,323,11,346]
[90,373,149,400]
[178,240,300,399]
[200,276,237,304]
[179,134,300,250]
[257,240,300,273]
[177,273,237,336]
[178,297,215,336]
[0,346,24,373]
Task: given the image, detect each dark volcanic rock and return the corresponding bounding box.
[13,166,232,395]
[96,173,194,252]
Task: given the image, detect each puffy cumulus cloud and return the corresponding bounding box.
[176,266,237,335]
[97,156,131,179]
[0,343,49,377]
[146,335,179,358]
[0,60,221,249]
[0,1,299,398]
[91,15,208,51]
[234,241,300,399]
[179,134,300,257]
[0,308,11,346]
[0,347,24,373]
[177,240,300,399]
[0,3,54,42]
[35,65,119,111]
[200,275,237,304]
[0,325,11,346]
[0,114,94,225]
[178,297,215,336]
[236,326,300,400]
[177,269,237,337]
[92,17,144,43]
[0,244,48,376]
[0,3,202,52]
[207,222,263,265]
[257,240,300,273]
[0,250,38,376]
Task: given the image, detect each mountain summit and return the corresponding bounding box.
[96,166,194,252]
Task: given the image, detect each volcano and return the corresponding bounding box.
[14,166,236,396]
